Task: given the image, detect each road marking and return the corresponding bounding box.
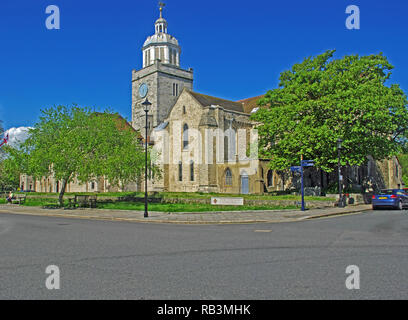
[254,229,272,232]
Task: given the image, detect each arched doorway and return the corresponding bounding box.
[241,171,249,194]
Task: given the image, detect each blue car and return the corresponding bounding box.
[372,189,408,210]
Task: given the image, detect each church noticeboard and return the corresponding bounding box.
[211,197,244,206]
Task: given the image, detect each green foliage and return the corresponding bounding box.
[0,121,20,190]
[0,157,20,190]
[252,50,408,172]
[398,154,408,185]
[6,105,153,206]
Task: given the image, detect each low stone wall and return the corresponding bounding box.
[326,193,372,204]
[162,198,209,204]
[20,193,339,208]
[245,199,336,208]
[161,197,336,208]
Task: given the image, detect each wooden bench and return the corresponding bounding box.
[68,195,97,208]
[10,194,27,205]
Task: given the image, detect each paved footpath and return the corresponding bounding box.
[0,203,371,224]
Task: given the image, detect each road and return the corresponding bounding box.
[0,209,407,299]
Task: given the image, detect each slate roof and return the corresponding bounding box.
[188,90,244,113]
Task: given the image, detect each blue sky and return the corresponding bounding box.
[0,0,407,131]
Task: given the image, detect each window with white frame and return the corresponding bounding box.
[183,123,189,149]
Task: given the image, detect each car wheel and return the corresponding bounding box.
[397,201,403,210]
[372,206,377,210]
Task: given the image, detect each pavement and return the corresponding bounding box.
[0,203,372,224]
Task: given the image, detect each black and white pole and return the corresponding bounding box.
[142,98,152,218]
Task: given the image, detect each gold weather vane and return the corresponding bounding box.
[159,2,165,18]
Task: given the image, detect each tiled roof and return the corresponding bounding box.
[237,95,266,114]
[93,112,137,133]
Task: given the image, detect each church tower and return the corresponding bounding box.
[132,3,194,134]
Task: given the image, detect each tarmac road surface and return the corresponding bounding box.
[0,208,407,299]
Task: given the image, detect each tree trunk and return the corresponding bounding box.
[279,171,286,191]
[58,177,69,207]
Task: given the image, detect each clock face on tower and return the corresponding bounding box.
[139,83,148,98]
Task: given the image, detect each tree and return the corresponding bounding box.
[252,50,408,172]
[8,105,151,206]
[0,157,20,190]
[0,121,19,190]
[0,120,4,159]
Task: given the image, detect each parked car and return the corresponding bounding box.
[372,189,408,210]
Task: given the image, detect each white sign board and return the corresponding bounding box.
[211,197,244,206]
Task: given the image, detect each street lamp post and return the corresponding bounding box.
[337,138,344,208]
[142,98,152,218]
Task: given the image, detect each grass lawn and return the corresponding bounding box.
[96,202,298,212]
[0,197,297,212]
[23,198,65,207]
[0,197,65,207]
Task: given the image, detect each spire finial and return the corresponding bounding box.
[158,2,165,18]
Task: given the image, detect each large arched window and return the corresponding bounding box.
[224,124,236,162]
[183,124,189,149]
[225,168,232,186]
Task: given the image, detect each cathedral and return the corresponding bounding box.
[132,4,269,194]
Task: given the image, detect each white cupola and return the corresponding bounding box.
[142,3,181,68]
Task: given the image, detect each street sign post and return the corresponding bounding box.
[300,164,305,211]
[299,160,314,211]
[301,160,315,167]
